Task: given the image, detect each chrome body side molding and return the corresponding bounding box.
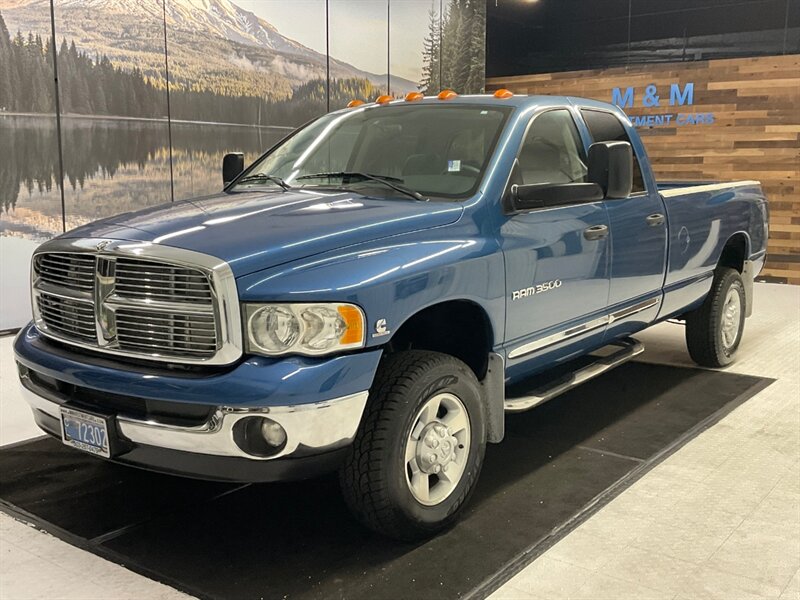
[508,296,659,360]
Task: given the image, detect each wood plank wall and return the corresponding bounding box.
[487,54,800,284]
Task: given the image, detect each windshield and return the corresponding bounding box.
[232,104,511,200]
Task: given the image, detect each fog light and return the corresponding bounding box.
[232,416,288,457]
[260,418,287,447]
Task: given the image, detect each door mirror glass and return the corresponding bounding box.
[588,141,633,199]
[511,182,604,211]
[223,152,245,186]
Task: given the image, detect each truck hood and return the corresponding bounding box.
[62,189,464,277]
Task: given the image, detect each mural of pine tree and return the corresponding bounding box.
[419,0,485,95]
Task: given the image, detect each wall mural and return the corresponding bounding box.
[0,0,487,330]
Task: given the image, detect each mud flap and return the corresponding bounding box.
[482,352,505,443]
[742,260,755,318]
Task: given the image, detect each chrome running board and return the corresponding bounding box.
[504,337,644,414]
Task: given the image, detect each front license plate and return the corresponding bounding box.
[60,407,111,458]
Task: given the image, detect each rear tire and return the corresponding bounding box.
[339,350,486,541]
[685,267,746,368]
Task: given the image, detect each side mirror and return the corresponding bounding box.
[510,182,604,212]
[588,141,633,199]
[223,152,245,186]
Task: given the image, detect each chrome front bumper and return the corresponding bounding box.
[20,384,369,461]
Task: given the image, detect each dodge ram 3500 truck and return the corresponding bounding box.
[15,92,768,540]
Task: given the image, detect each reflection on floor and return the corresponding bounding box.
[0,283,798,600]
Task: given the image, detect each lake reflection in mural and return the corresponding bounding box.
[0,115,287,240]
[0,115,286,328]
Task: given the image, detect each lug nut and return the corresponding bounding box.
[428,453,437,463]
[433,464,441,474]
[443,464,449,472]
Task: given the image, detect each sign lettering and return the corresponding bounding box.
[610,82,713,127]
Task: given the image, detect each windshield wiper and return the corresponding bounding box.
[295,171,427,202]
[235,173,292,191]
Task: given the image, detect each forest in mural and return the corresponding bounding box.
[1,1,486,124]
[0,12,380,125]
[420,0,486,95]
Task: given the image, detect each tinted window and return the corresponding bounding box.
[235,104,511,200]
[580,109,647,193]
[517,110,588,186]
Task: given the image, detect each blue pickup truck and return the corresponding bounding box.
[15,91,768,540]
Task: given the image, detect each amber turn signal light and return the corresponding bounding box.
[375,94,393,104]
[337,305,365,345]
[493,88,514,99]
[405,91,424,102]
[437,89,458,100]
[346,100,364,108]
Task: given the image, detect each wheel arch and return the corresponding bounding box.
[385,299,495,380]
[382,298,505,443]
[718,231,750,273]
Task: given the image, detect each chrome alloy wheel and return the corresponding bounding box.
[721,287,742,350]
[404,392,471,506]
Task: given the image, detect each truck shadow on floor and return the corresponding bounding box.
[0,362,769,600]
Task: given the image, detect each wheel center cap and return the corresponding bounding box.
[417,422,459,474]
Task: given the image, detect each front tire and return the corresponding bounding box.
[339,350,486,541]
[685,267,746,368]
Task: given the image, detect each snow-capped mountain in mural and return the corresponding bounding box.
[0,0,416,97]
[59,0,316,56]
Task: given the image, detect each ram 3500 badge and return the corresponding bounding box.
[16,91,768,540]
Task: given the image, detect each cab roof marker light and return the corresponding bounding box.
[375,94,393,105]
[493,88,514,99]
[437,89,458,100]
[405,91,424,102]
[347,100,364,108]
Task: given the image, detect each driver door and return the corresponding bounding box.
[499,109,611,380]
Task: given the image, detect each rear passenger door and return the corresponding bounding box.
[580,109,667,336]
[500,109,611,380]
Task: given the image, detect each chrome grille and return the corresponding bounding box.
[31,242,241,365]
[115,258,214,304]
[37,294,96,342]
[116,308,218,356]
[34,253,95,290]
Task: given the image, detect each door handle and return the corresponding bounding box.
[583,224,609,240]
[646,213,665,226]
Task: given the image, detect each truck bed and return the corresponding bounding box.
[657,180,762,196]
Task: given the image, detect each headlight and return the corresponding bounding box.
[244,303,366,357]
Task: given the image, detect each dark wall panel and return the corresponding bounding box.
[488,0,800,77]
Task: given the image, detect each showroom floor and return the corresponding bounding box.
[0,283,798,600]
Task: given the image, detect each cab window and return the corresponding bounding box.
[580,109,646,194]
[516,110,588,186]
